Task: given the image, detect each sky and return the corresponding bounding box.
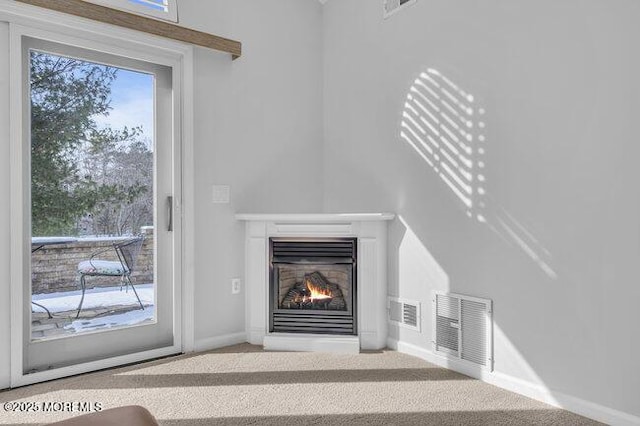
[93,66,155,148]
[32,51,155,146]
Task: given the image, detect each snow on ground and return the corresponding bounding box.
[64,305,155,333]
[76,235,134,242]
[32,284,155,334]
[32,283,154,313]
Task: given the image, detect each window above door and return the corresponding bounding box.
[82,0,178,22]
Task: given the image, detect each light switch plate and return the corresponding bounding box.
[231,278,241,294]
[212,185,230,203]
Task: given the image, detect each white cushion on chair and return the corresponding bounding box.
[78,260,128,275]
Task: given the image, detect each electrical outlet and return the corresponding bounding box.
[231,278,241,294]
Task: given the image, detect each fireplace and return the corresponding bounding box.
[269,238,357,335]
[239,213,392,352]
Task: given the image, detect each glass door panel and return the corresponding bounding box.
[23,37,177,373]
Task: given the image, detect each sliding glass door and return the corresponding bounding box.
[19,35,181,375]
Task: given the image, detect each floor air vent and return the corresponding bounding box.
[388,297,420,331]
[433,292,493,370]
[383,0,417,19]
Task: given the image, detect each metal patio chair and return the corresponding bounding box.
[76,236,145,319]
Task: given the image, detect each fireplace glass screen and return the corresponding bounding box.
[275,265,351,311]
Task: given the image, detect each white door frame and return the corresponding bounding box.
[3,1,195,387]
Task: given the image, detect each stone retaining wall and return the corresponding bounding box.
[32,227,154,294]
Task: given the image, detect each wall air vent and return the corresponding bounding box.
[388,297,420,331]
[433,291,493,370]
[383,0,417,19]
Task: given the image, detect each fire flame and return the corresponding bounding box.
[306,279,332,300]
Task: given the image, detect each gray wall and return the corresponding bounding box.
[0,0,324,387]
[1,0,638,419]
[172,0,325,342]
[323,0,640,417]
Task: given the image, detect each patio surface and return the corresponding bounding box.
[31,284,155,340]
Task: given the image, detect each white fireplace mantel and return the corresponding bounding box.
[235,213,395,222]
[237,213,394,353]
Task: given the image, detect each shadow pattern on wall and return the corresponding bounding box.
[400,69,557,279]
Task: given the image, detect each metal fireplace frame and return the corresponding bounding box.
[269,237,357,335]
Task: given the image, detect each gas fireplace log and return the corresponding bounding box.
[304,271,331,293]
[328,298,346,310]
[280,271,347,311]
[281,286,346,310]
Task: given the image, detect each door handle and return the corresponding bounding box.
[167,196,173,232]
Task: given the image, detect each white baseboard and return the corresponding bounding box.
[264,333,360,354]
[194,332,246,352]
[359,331,385,350]
[246,328,265,346]
[387,338,640,426]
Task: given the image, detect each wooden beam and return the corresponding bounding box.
[15,0,242,59]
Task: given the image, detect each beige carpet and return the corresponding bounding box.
[0,344,601,425]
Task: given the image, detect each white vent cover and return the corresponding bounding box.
[388,297,420,331]
[383,0,417,19]
[433,291,492,370]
